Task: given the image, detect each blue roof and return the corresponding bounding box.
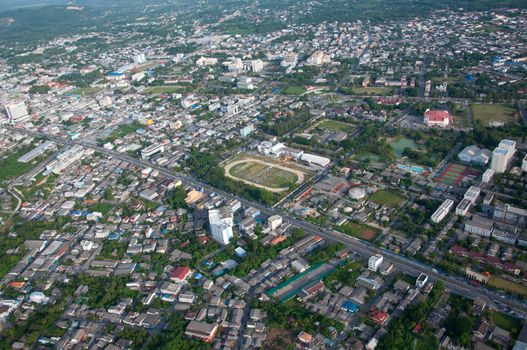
[342,300,359,313]
[106,72,124,76]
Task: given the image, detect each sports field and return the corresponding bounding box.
[225,156,305,193]
[472,103,517,125]
[338,222,380,242]
[436,163,481,186]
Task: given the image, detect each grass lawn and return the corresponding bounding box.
[491,311,522,333]
[337,222,381,242]
[369,189,406,208]
[489,277,527,297]
[352,86,394,96]
[0,145,48,183]
[283,86,305,95]
[472,103,517,125]
[71,87,102,95]
[142,86,183,95]
[229,161,298,188]
[316,119,354,132]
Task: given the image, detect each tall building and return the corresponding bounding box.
[208,207,234,245]
[4,102,29,124]
[368,254,383,272]
[491,139,516,173]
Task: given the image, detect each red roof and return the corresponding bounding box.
[371,310,389,325]
[171,266,191,281]
[424,110,452,123]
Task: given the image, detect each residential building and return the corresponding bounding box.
[185,321,219,342]
[368,254,383,272]
[209,207,234,245]
[431,199,454,223]
[491,139,516,173]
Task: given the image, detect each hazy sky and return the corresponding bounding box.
[0,0,68,12]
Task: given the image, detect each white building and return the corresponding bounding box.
[458,145,492,165]
[455,186,481,216]
[267,215,283,231]
[141,143,165,159]
[368,254,383,272]
[523,154,527,172]
[431,199,454,223]
[306,51,330,65]
[281,52,298,67]
[4,101,29,124]
[244,59,264,73]
[209,207,234,245]
[482,168,495,183]
[196,57,218,67]
[132,53,147,64]
[491,139,516,173]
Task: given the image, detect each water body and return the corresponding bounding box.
[389,136,418,158]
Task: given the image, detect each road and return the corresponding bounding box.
[8,127,527,317]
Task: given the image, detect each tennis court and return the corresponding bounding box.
[437,163,481,186]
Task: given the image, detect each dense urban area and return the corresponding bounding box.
[0,0,527,349]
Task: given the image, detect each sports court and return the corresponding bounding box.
[436,163,481,186]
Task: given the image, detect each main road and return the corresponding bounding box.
[8,127,527,316]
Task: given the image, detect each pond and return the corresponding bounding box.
[389,137,418,158]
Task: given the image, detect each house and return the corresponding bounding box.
[170,266,192,283]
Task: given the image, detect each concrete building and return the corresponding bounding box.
[482,168,495,183]
[267,215,283,231]
[368,254,383,272]
[4,101,29,124]
[185,321,219,342]
[141,143,165,159]
[423,109,452,127]
[240,124,254,138]
[522,154,527,172]
[464,216,494,237]
[491,139,516,173]
[209,207,234,245]
[458,145,492,165]
[431,199,454,223]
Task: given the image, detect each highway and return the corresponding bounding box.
[8,127,527,316]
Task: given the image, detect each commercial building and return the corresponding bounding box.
[368,254,383,272]
[185,321,219,342]
[491,139,516,173]
[431,199,454,223]
[141,143,165,159]
[4,101,29,124]
[209,207,234,245]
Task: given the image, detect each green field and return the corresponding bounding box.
[489,277,527,297]
[71,87,102,95]
[491,311,522,333]
[229,161,299,188]
[0,145,48,183]
[472,103,517,125]
[316,119,354,132]
[352,86,395,96]
[369,189,406,208]
[337,222,380,241]
[142,86,183,95]
[283,86,305,95]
